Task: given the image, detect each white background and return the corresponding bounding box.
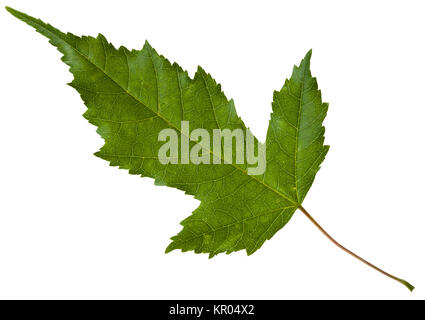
[0,0,424,299]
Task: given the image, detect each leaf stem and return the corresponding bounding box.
[298,205,414,291]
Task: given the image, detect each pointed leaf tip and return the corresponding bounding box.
[5,6,29,21]
[5,6,19,16]
[164,242,175,254]
[306,48,313,57]
[302,49,312,65]
[143,40,151,47]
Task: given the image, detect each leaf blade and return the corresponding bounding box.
[6,7,327,257]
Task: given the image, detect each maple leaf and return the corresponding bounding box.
[6,7,414,291]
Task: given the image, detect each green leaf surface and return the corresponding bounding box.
[6,7,328,257]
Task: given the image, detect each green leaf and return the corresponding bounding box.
[6,7,415,292]
[6,7,327,257]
